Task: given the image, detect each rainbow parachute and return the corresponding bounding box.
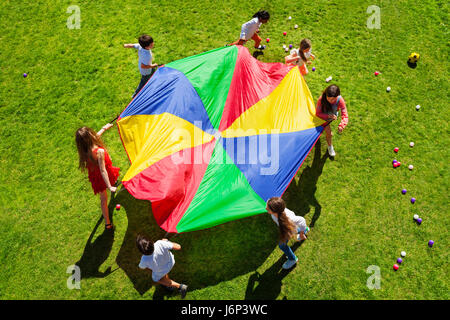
[117,46,326,233]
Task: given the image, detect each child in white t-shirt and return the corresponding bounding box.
[285,38,315,76]
[136,235,188,298]
[229,10,270,50]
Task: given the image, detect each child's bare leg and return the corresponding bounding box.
[157,274,180,289]
[99,190,111,226]
[325,125,333,146]
[299,231,307,241]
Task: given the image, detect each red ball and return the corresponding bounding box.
[283,32,287,36]
[115,204,121,211]
[393,264,399,271]
[394,147,399,153]
[266,38,270,43]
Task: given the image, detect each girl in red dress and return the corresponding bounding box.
[75,123,120,230]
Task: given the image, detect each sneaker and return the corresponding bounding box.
[178,284,188,298]
[305,226,310,235]
[327,145,336,157]
[282,257,298,270]
[255,45,266,50]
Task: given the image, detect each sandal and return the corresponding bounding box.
[105,223,114,230]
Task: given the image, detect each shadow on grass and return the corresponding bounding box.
[245,241,304,300]
[283,139,328,228]
[113,189,278,299]
[75,201,116,279]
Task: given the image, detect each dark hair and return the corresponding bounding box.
[267,197,296,243]
[75,127,105,171]
[138,34,153,48]
[136,235,154,255]
[298,38,312,63]
[320,85,341,114]
[252,10,270,21]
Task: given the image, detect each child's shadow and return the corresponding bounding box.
[114,189,278,299]
[284,138,328,228]
[75,203,116,279]
[245,241,304,300]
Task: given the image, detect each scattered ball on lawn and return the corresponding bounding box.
[116,204,121,210]
[428,240,434,247]
[410,142,415,147]
[416,105,421,110]
[283,31,287,36]
[374,71,380,76]
[417,218,422,225]
[413,214,419,220]
[394,147,399,153]
[23,73,28,78]
[408,165,414,170]
[312,67,316,71]
[393,264,399,271]
[294,24,298,29]
[397,258,403,264]
[266,38,270,43]
[283,44,287,48]
[402,189,407,194]
[411,197,416,204]
[386,86,391,92]
[326,76,332,82]
[401,251,406,257]
[289,44,293,49]
[285,48,289,52]
[288,16,292,20]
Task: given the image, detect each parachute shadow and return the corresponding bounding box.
[283,138,328,228]
[114,188,278,296]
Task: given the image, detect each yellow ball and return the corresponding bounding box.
[408,52,420,63]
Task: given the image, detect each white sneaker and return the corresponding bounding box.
[282,257,298,269]
[327,145,336,157]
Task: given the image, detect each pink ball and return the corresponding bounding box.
[266,38,270,43]
[375,71,380,76]
[393,264,399,271]
[283,32,287,36]
[394,147,399,153]
[116,204,121,211]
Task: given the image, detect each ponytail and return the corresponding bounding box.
[267,197,296,243]
[298,39,312,63]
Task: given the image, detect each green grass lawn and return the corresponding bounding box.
[0,0,448,300]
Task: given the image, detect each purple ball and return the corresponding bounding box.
[428,240,434,247]
[411,197,416,204]
[23,73,28,78]
[289,44,293,49]
[312,67,316,71]
[401,189,407,194]
[417,218,422,224]
[397,258,403,264]
[393,160,398,164]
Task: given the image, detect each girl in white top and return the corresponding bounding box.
[229,10,270,50]
[285,38,316,76]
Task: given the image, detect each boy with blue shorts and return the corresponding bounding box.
[124,35,158,98]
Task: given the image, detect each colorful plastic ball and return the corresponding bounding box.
[417,218,422,224]
[374,71,380,76]
[283,31,287,36]
[115,204,121,211]
[386,86,391,92]
[428,240,434,247]
[401,251,406,257]
[393,159,398,164]
[285,48,289,52]
[402,189,407,194]
[411,197,416,204]
[408,165,414,170]
[416,105,421,110]
[394,147,399,153]
[289,44,293,49]
[266,38,270,43]
[312,67,316,71]
[393,264,399,271]
[23,73,28,78]
[294,24,298,29]
[288,16,292,20]
[413,214,419,220]
[397,258,403,264]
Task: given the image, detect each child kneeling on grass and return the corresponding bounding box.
[266,197,310,270]
[136,235,188,298]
